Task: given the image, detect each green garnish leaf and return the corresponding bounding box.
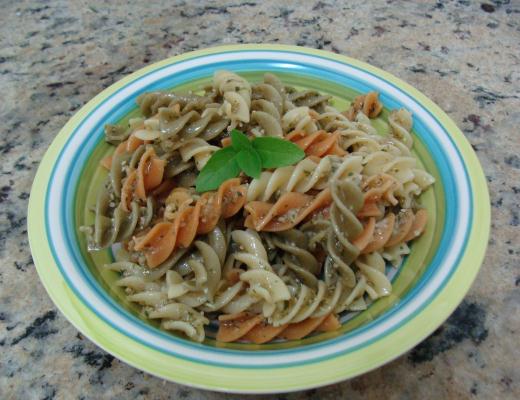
[195,146,240,192]
[252,137,305,168]
[236,148,262,179]
[230,129,253,151]
[195,129,305,193]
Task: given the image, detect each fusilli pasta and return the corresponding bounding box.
[83,71,435,344]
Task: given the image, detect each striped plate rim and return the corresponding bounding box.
[28,44,489,393]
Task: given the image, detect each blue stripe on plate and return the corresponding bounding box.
[44,50,472,368]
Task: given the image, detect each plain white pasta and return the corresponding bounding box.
[213,70,251,106]
[266,266,340,325]
[223,91,250,123]
[247,78,287,137]
[388,109,414,148]
[312,272,343,318]
[221,292,259,315]
[251,110,283,137]
[282,106,318,134]
[241,269,291,304]
[331,155,363,181]
[194,241,221,301]
[253,83,284,115]
[200,281,244,312]
[214,70,252,127]
[164,240,222,306]
[269,230,320,275]
[413,168,436,189]
[176,138,219,170]
[252,98,281,120]
[148,303,209,342]
[247,156,332,201]
[292,281,327,322]
[354,112,379,135]
[230,229,272,271]
[339,129,382,153]
[207,223,227,265]
[355,253,392,300]
[316,105,357,131]
[382,243,411,267]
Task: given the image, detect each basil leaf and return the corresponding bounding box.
[230,129,253,151]
[252,137,305,168]
[195,146,240,192]
[236,148,262,179]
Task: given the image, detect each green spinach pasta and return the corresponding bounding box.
[82,71,435,343]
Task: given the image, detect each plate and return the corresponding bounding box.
[28,44,489,393]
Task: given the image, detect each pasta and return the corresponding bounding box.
[344,91,383,120]
[83,71,435,344]
[133,178,246,267]
[244,188,332,231]
[247,156,333,201]
[286,130,346,157]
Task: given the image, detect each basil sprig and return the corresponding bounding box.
[195,129,305,192]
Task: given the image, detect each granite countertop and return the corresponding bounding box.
[1,0,519,398]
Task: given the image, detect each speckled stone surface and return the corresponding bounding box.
[1,0,519,398]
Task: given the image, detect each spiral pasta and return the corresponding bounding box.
[166,137,219,171]
[213,70,252,127]
[286,88,332,111]
[247,156,332,201]
[84,71,435,344]
[137,91,214,118]
[388,109,414,148]
[282,106,319,134]
[270,230,320,275]
[246,74,289,136]
[344,91,383,120]
[327,179,365,287]
[216,311,340,344]
[244,188,332,232]
[133,178,246,267]
[80,183,140,251]
[286,130,346,157]
[216,232,344,342]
